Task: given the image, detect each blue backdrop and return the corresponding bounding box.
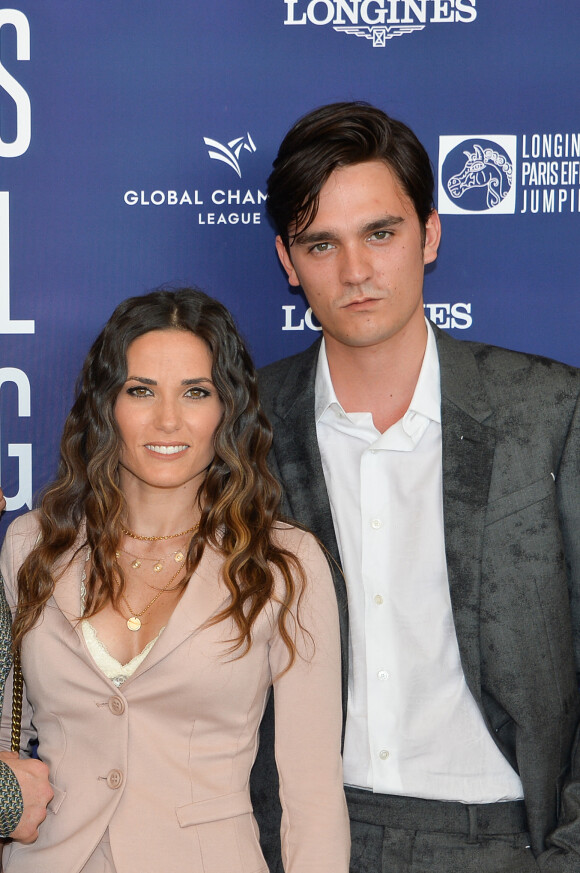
[1,0,579,527]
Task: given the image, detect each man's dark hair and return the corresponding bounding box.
[267,101,435,250]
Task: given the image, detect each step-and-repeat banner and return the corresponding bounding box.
[1,1,578,529]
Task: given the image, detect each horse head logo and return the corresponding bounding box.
[446,143,513,210]
[203,133,257,178]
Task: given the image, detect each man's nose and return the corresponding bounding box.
[339,243,373,285]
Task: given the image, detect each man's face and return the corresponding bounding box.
[276,160,440,353]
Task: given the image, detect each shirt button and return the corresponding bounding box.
[379,750,390,761]
[106,769,124,790]
[108,696,125,715]
[377,670,390,681]
[374,595,384,605]
[371,518,382,530]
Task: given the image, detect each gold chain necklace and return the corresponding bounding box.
[121,523,198,542]
[116,545,186,574]
[121,562,186,632]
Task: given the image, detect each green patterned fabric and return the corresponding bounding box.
[0,576,23,836]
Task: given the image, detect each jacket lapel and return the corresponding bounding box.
[50,546,88,630]
[49,546,112,680]
[435,327,496,702]
[121,543,231,684]
[265,330,496,720]
[268,341,340,565]
[265,341,349,709]
[49,540,230,686]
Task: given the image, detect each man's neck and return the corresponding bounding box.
[324,321,428,434]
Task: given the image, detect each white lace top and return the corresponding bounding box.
[80,554,163,687]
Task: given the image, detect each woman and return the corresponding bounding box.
[0,289,349,873]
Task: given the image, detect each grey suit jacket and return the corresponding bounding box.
[252,325,580,871]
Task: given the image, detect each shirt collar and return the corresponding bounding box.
[315,319,442,427]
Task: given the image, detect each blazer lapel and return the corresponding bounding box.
[49,540,230,687]
[49,546,115,682]
[121,544,231,684]
[435,327,496,702]
[268,341,340,565]
[50,545,89,642]
[265,341,349,709]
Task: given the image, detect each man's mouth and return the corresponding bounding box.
[342,295,381,308]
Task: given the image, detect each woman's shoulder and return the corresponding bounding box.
[270,522,330,571]
[2,510,44,567]
[0,512,41,591]
[271,521,315,551]
[5,509,41,548]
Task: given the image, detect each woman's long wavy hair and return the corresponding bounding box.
[13,288,306,666]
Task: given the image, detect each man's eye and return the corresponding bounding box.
[369,230,390,241]
[311,242,333,253]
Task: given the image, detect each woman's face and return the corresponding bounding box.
[114,329,223,495]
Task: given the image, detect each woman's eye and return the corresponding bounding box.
[127,386,152,397]
[186,387,210,399]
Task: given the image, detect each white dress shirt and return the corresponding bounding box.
[315,321,523,802]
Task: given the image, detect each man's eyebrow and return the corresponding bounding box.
[362,216,404,234]
[292,215,405,246]
[293,231,333,247]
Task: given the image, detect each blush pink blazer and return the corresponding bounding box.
[0,512,349,873]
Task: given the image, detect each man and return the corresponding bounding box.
[253,103,580,871]
[0,486,53,842]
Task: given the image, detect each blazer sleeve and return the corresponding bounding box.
[268,530,350,873]
[536,390,580,872]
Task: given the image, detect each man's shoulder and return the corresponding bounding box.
[437,327,580,396]
[258,339,320,380]
[258,339,321,407]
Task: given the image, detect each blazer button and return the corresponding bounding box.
[108,696,125,715]
[106,769,124,790]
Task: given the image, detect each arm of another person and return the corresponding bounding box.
[0,752,51,843]
[0,518,53,843]
[269,530,349,873]
[537,390,580,871]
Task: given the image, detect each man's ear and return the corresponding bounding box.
[423,210,441,266]
[275,235,301,287]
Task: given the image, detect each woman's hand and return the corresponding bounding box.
[0,752,53,843]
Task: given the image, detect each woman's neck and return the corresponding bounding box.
[120,478,201,539]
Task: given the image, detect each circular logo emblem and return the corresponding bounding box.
[442,139,514,212]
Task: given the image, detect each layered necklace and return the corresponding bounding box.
[117,523,198,632]
[116,544,186,575]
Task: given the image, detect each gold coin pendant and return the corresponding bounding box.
[127,616,141,632]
